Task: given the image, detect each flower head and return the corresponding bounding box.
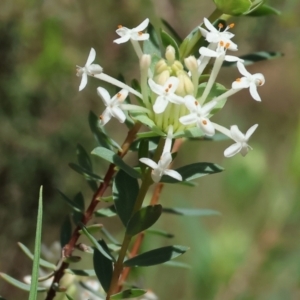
[232,61,265,101]
[179,96,217,136]
[114,19,150,44]
[224,124,258,157]
[76,48,103,91]
[148,77,184,114]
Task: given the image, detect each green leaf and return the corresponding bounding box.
[138,139,149,175]
[78,224,103,235]
[60,215,72,247]
[57,190,83,213]
[76,144,92,171]
[124,245,189,267]
[163,260,191,269]
[72,192,85,225]
[223,51,283,67]
[92,147,140,178]
[79,281,104,298]
[213,0,252,15]
[161,162,224,183]
[0,273,46,292]
[161,19,182,44]
[65,295,74,300]
[246,3,280,16]
[101,227,120,245]
[126,205,162,237]
[113,170,139,226]
[17,243,56,270]
[94,206,117,218]
[65,269,96,276]
[93,248,113,293]
[146,228,174,238]
[68,163,103,181]
[80,225,115,262]
[130,136,160,152]
[29,186,43,300]
[160,29,180,60]
[111,289,147,299]
[162,207,220,216]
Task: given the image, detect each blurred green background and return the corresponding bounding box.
[1,0,300,299]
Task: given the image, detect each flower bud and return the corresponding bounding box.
[140,54,151,70]
[171,61,184,74]
[154,70,170,86]
[154,59,168,75]
[165,46,176,64]
[184,56,198,73]
[176,70,194,96]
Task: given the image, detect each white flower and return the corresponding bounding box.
[199,18,237,51]
[77,48,103,91]
[148,77,184,114]
[232,61,265,101]
[224,124,258,157]
[199,41,241,62]
[114,19,150,44]
[97,88,129,125]
[179,96,216,136]
[140,152,182,183]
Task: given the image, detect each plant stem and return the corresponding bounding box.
[45,123,141,300]
[106,137,165,299]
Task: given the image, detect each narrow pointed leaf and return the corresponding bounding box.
[93,248,113,293]
[65,295,74,300]
[80,225,115,261]
[124,245,189,267]
[126,205,162,237]
[160,29,180,60]
[113,170,139,226]
[162,207,220,216]
[29,186,43,300]
[77,144,92,170]
[60,215,72,247]
[146,229,174,238]
[94,206,117,218]
[78,224,103,235]
[161,19,182,44]
[57,190,83,213]
[65,269,96,276]
[161,162,223,183]
[246,3,281,16]
[72,192,85,225]
[163,261,191,269]
[0,273,46,292]
[92,147,140,178]
[101,227,120,245]
[68,163,102,181]
[17,243,56,270]
[111,289,147,299]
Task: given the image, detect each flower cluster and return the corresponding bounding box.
[76,18,265,182]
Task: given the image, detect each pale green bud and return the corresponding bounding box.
[165,45,176,64]
[184,56,198,74]
[154,69,170,86]
[140,54,151,70]
[154,59,168,75]
[176,70,194,96]
[171,61,184,74]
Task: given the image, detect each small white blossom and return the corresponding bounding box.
[224,124,258,157]
[148,77,184,114]
[199,18,237,51]
[114,19,150,44]
[140,152,182,183]
[232,61,265,101]
[179,96,216,136]
[77,48,103,91]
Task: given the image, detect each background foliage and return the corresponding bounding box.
[1,0,300,299]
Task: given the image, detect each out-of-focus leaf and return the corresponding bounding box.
[126,205,162,237]
[124,245,189,267]
[0,273,46,292]
[161,19,182,44]
[93,248,113,293]
[76,144,92,171]
[111,289,147,299]
[130,136,160,152]
[65,295,74,300]
[138,139,149,175]
[65,256,81,263]
[79,281,104,298]
[80,225,115,262]
[161,162,224,183]
[92,147,140,178]
[101,227,120,245]
[17,243,56,270]
[245,3,280,16]
[113,170,139,226]
[162,207,220,216]
[57,190,83,213]
[68,163,102,181]
[213,0,252,15]
[60,215,72,248]
[223,51,283,67]
[160,29,180,60]
[72,192,85,225]
[78,224,103,235]
[65,269,96,276]
[94,206,117,218]
[146,228,174,238]
[163,260,191,269]
[131,113,165,137]
[29,186,43,300]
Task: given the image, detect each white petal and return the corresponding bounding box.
[134,18,149,32]
[79,73,88,91]
[115,27,131,37]
[245,124,258,140]
[224,143,242,157]
[199,47,218,57]
[253,73,265,86]
[153,96,168,114]
[164,169,182,181]
[113,35,131,44]
[86,48,96,66]
[168,93,184,104]
[164,77,179,93]
[148,78,163,95]
[203,18,217,33]
[224,55,240,62]
[159,152,172,169]
[131,33,149,41]
[179,113,197,125]
[184,95,197,111]
[199,27,208,38]
[111,106,126,123]
[139,158,158,169]
[232,78,250,89]
[199,118,215,136]
[88,64,103,75]
[151,169,163,183]
[237,61,250,77]
[240,144,250,157]
[249,84,261,101]
[230,125,245,142]
[97,87,111,106]
[202,100,217,115]
[100,108,113,126]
